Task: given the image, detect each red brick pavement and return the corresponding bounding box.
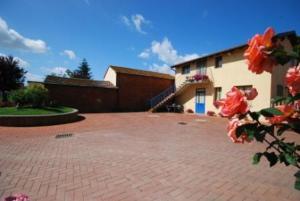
[0,112,299,201]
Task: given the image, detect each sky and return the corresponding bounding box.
[0,0,300,82]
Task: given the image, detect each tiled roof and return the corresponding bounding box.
[44,76,117,88]
[109,65,175,80]
[171,30,297,68]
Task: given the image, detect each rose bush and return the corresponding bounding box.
[216,27,300,190]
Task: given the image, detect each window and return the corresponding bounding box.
[197,60,206,75]
[236,85,252,91]
[214,87,222,101]
[182,65,190,74]
[215,56,223,68]
[277,85,283,97]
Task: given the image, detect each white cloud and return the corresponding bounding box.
[26,72,44,82]
[121,16,131,26]
[0,17,48,53]
[138,48,150,59]
[0,53,29,68]
[61,49,76,60]
[41,66,68,76]
[131,14,149,34]
[149,63,174,74]
[140,37,199,65]
[16,57,29,68]
[121,14,150,34]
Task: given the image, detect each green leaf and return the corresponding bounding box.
[271,48,290,65]
[249,112,260,121]
[260,108,283,117]
[253,153,262,165]
[277,124,291,136]
[287,52,300,60]
[264,152,278,167]
[289,121,300,134]
[285,96,294,104]
[236,123,258,140]
[284,153,297,166]
[279,153,290,166]
[294,170,300,190]
[293,93,300,101]
[272,96,286,104]
[295,180,300,191]
[254,129,266,142]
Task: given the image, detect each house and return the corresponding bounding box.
[147,31,297,114]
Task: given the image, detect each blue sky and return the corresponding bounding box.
[0,0,300,81]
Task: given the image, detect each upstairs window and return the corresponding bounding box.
[215,56,223,68]
[182,65,190,74]
[214,87,222,101]
[197,60,206,75]
[236,85,253,91]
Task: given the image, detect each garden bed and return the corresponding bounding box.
[0,106,79,127]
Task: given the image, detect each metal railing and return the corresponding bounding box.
[149,85,175,108]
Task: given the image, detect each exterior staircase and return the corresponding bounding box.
[148,81,191,112]
[148,85,175,112]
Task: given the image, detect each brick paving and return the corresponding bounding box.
[0,112,299,201]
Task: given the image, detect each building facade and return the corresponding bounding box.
[104,66,175,111]
[170,32,296,114]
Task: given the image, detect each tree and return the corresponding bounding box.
[0,56,27,102]
[67,58,92,79]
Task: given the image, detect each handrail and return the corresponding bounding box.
[149,85,175,108]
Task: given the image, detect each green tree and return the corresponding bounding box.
[0,56,27,102]
[67,58,92,79]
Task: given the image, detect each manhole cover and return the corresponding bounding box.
[178,122,187,125]
[55,133,73,139]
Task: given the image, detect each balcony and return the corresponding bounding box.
[185,73,211,84]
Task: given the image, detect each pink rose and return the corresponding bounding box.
[214,87,249,117]
[268,104,294,124]
[4,194,29,201]
[244,27,276,74]
[244,88,258,100]
[227,118,251,143]
[285,65,300,96]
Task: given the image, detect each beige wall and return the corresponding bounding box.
[175,48,273,113]
[103,67,117,86]
[271,37,294,99]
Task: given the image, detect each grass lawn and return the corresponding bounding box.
[0,106,74,115]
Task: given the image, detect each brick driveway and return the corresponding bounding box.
[0,113,299,201]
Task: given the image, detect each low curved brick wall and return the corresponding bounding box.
[0,109,79,127]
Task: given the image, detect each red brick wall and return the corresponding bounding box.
[117,73,174,111]
[45,84,118,113]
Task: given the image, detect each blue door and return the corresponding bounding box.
[195,89,205,114]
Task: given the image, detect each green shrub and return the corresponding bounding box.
[9,84,49,108]
[25,84,49,107]
[9,89,27,107]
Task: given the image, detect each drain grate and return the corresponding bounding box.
[178,122,187,125]
[55,133,73,139]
